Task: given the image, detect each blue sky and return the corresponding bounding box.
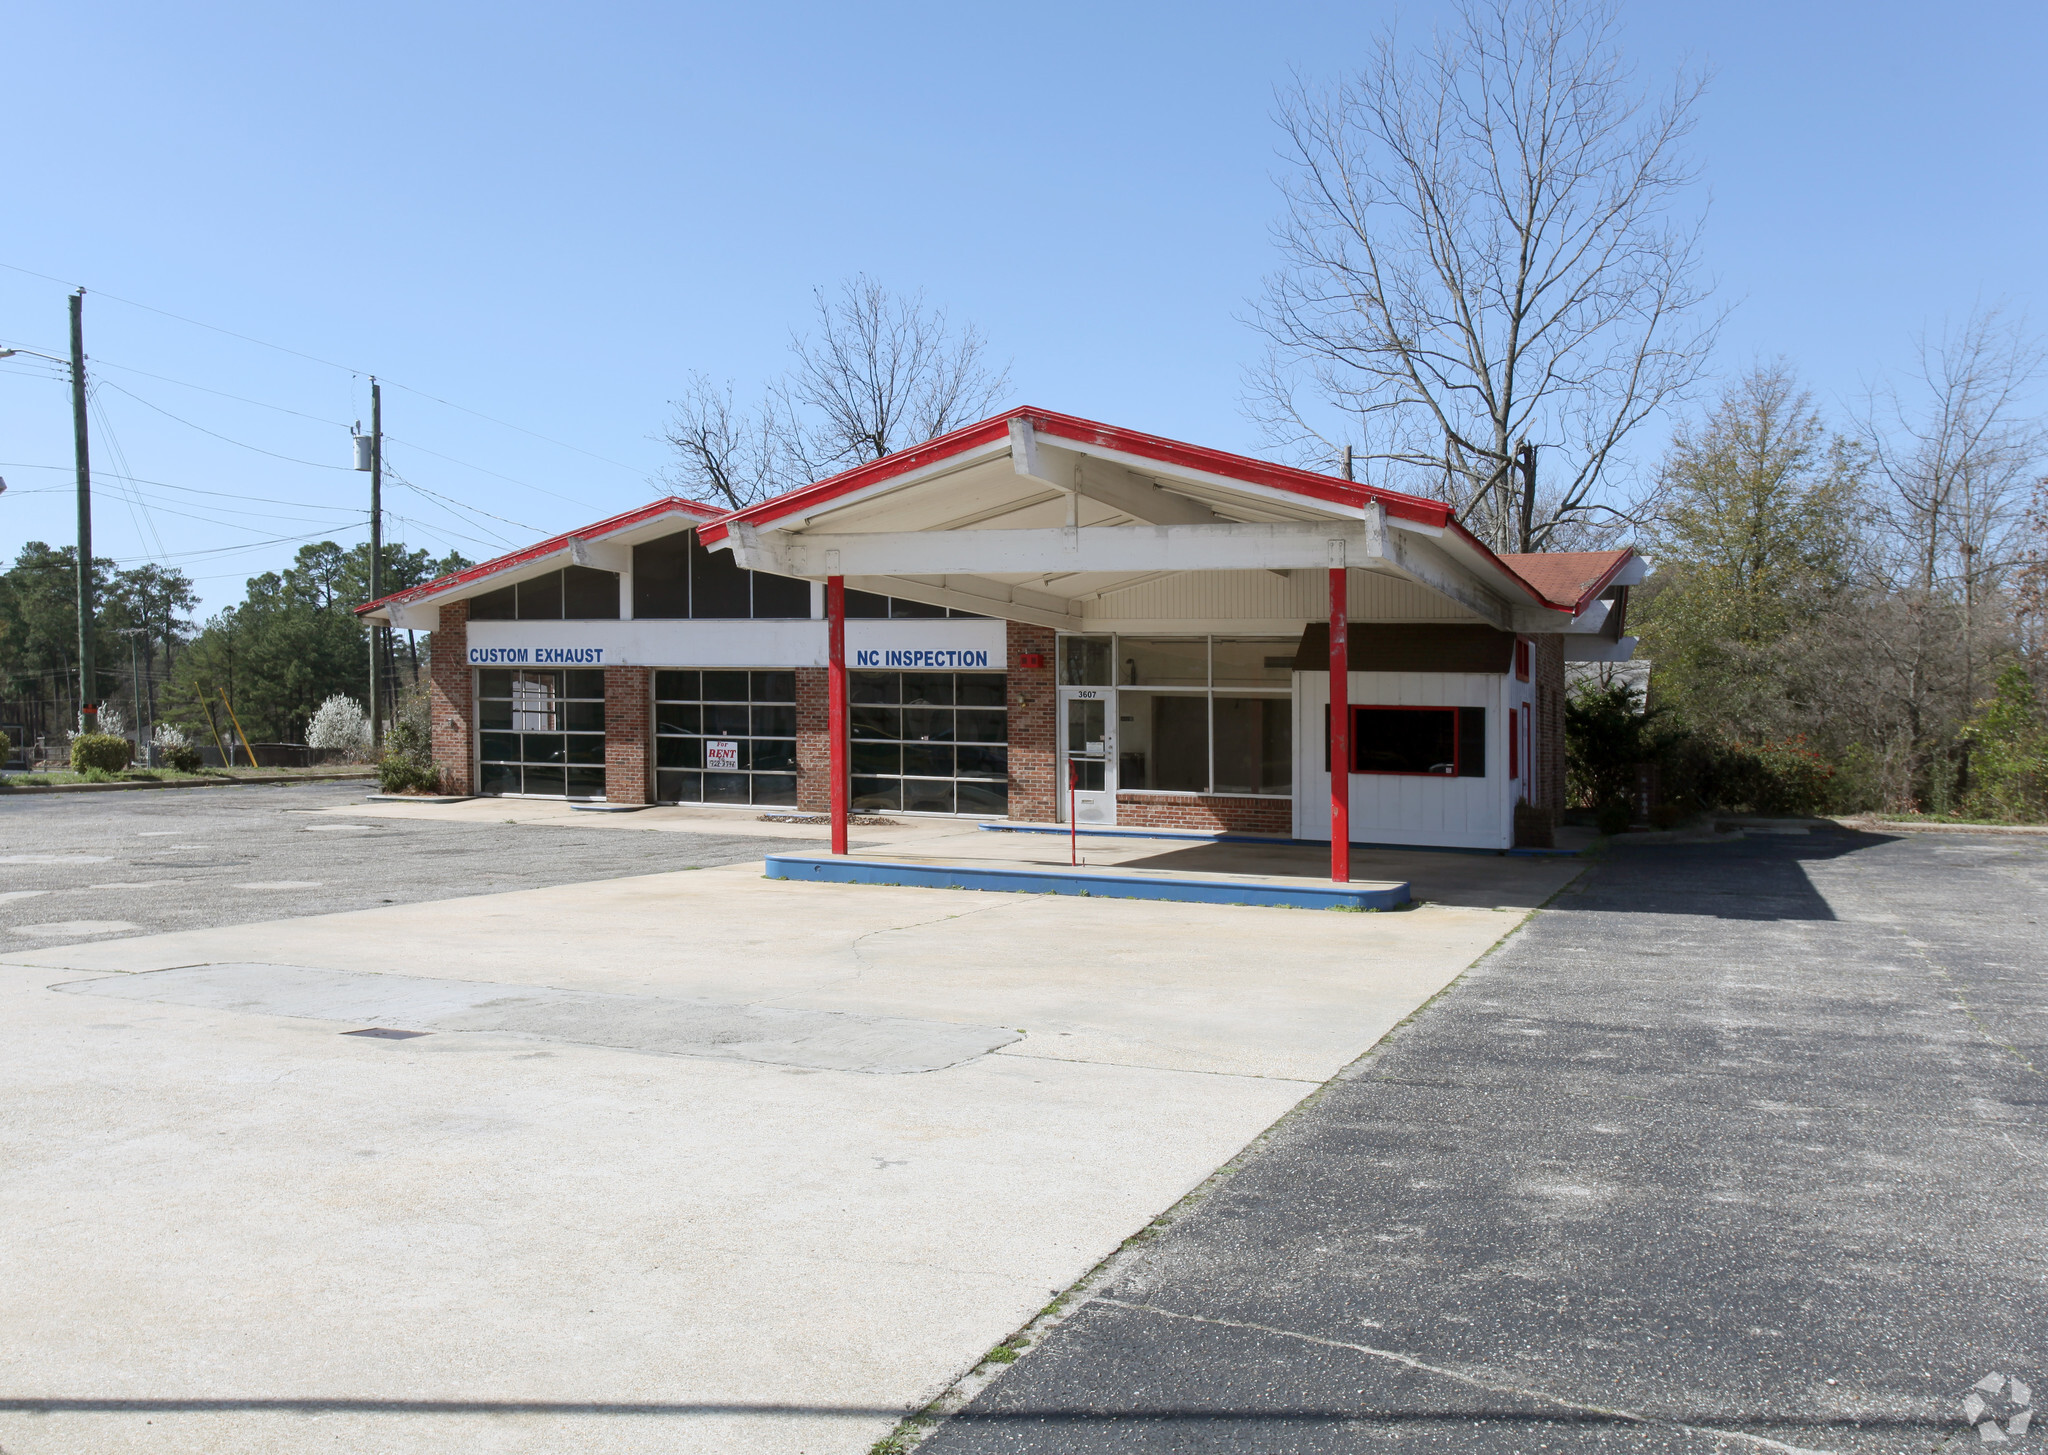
[2,1,2042,613]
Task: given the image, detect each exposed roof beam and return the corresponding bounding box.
[1377,526,1511,631]
[731,520,1388,578]
[1011,416,1225,527]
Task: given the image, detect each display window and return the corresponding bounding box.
[653,670,799,807]
[849,671,1008,816]
[477,669,607,798]
[1058,635,1294,798]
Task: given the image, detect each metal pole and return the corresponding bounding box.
[827,574,848,855]
[128,633,143,763]
[69,291,96,731]
[1329,561,1350,884]
[369,379,384,752]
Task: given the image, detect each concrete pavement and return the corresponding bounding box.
[0,793,1582,1454]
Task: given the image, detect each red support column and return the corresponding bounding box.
[1329,565,1350,883]
[827,574,848,856]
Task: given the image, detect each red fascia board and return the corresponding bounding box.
[698,406,1457,547]
[696,404,1612,614]
[355,495,720,617]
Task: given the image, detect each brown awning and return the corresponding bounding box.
[1292,622,1517,674]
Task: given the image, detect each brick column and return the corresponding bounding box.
[604,665,652,804]
[1536,635,1566,817]
[427,600,473,794]
[1007,620,1057,823]
[795,666,831,812]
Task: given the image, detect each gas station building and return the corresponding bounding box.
[360,408,1643,871]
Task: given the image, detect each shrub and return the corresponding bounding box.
[1961,664,2048,823]
[376,705,441,794]
[307,693,373,757]
[162,743,204,774]
[377,754,443,794]
[1566,682,1677,810]
[1594,799,1632,835]
[70,733,133,773]
[0,728,11,763]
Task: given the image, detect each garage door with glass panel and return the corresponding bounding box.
[653,670,799,807]
[477,669,607,799]
[850,671,1007,816]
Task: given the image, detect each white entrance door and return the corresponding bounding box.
[1060,689,1116,825]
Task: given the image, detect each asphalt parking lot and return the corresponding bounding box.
[0,782,820,941]
[923,827,2047,1454]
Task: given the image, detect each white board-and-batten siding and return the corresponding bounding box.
[1084,569,1473,633]
[1293,671,1520,850]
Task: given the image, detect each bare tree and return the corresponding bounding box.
[1249,0,1718,552]
[665,277,1009,510]
[1864,307,2046,763]
[663,373,790,511]
[1866,307,2045,596]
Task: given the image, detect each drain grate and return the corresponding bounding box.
[342,1027,429,1040]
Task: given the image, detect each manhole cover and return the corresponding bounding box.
[342,1027,430,1040]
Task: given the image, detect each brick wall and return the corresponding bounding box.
[1114,794,1292,835]
[427,600,473,795]
[1007,621,1057,823]
[604,665,652,805]
[795,666,831,812]
[1536,634,1565,817]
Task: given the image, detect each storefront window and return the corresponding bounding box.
[653,670,798,806]
[1065,636,1295,798]
[1116,637,1208,687]
[1059,636,1113,686]
[850,671,1007,815]
[477,669,606,798]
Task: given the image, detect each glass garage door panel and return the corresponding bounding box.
[848,670,1007,816]
[654,669,798,807]
[475,669,606,799]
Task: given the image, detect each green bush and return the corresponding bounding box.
[162,743,204,774]
[70,733,133,773]
[1961,665,2048,822]
[377,752,443,794]
[0,728,11,763]
[1594,800,1632,835]
[1566,681,1677,809]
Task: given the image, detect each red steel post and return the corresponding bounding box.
[1329,565,1350,883]
[827,574,848,856]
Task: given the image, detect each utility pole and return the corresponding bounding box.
[1341,444,1354,481]
[69,291,96,731]
[1515,439,1538,554]
[369,378,384,752]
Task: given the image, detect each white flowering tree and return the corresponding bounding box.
[306,694,373,759]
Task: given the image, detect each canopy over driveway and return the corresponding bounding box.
[702,407,1644,881]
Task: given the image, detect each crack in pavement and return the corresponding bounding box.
[1093,1299,1842,1455]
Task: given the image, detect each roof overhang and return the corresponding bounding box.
[700,407,1622,633]
[357,496,718,629]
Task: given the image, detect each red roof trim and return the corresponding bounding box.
[696,406,1461,546]
[355,494,720,616]
[695,405,1609,609]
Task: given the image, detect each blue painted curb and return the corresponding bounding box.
[763,854,1410,911]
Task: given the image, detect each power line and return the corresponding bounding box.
[88,358,351,429]
[0,460,363,511]
[0,258,652,477]
[93,380,353,471]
